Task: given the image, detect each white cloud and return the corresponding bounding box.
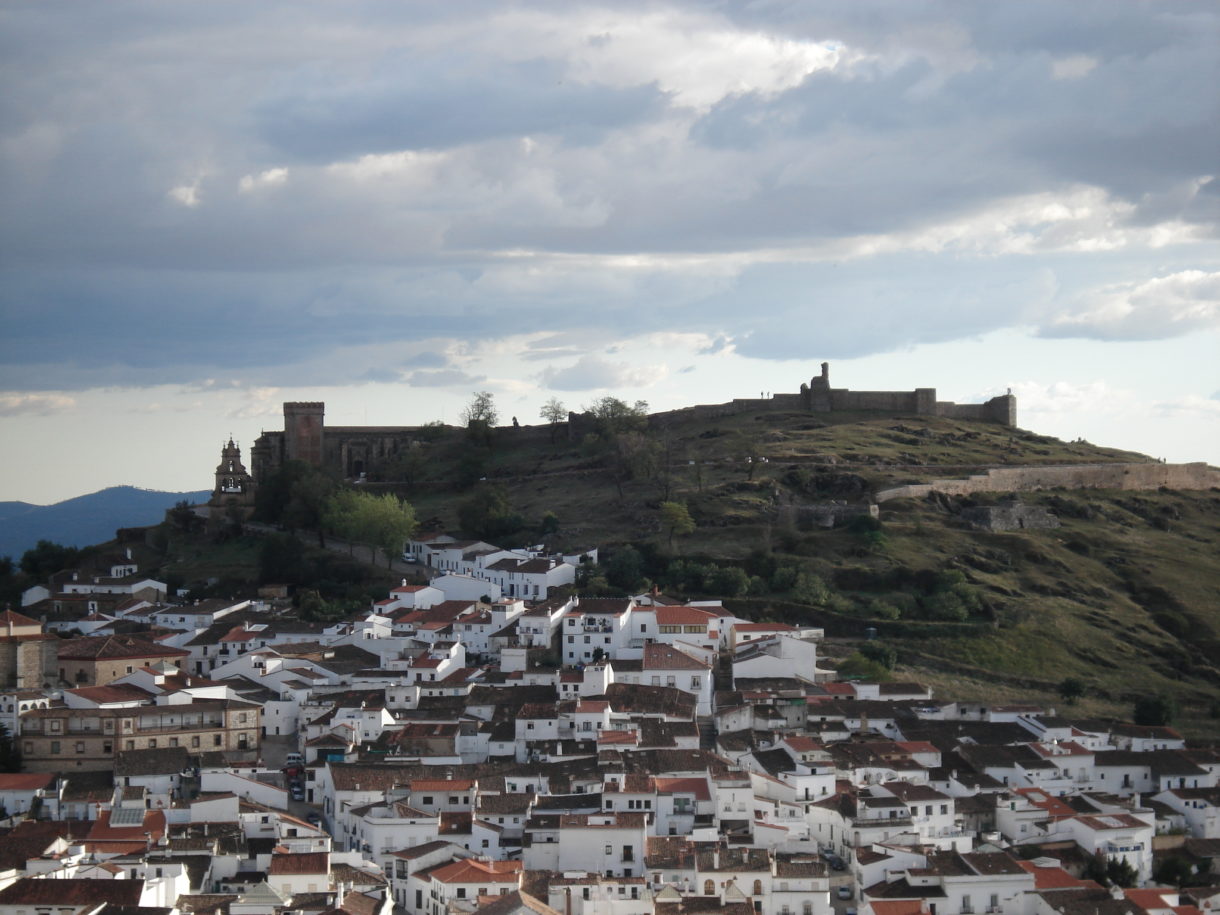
[1051,55,1097,80]
[167,182,201,207]
[238,167,288,192]
[539,354,661,391]
[0,392,76,416]
[558,9,848,110]
[1009,379,1131,416]
[1044,269,1220,340]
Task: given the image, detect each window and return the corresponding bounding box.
[169,737,179,747]
[691,676,701,688]
[51,741,61,754]
[667,676,676,686]
[213,734,222,746]
[422,796,433,805]
[75,741,85,754]
[605,845,613,855]
[126,740,135,750]
[941,804,949,815]
[704,881,715,896]
[191,736,200,748]
[149,738,157,748]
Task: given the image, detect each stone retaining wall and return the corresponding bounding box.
[875,462,1220,503]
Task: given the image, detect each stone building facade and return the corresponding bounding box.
[19,697,262,772]
[0,611,58,690]
[56,635,191,687]
[250,402,420,482]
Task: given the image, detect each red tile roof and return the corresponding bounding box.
[269,851,331,875]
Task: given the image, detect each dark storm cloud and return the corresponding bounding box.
[255,57,666,162]
[0,0,1216,390]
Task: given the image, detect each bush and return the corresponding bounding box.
[867,598,901,620]
[707,566,750,598]
[836,652,891,681]
[792,572,831,606]
[1133,694,1177,726]
[858,641,897,669]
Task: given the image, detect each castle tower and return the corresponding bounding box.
[284,402,325,467]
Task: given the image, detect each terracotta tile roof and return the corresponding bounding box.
[0,609,41,627]
[0,878,145,906]
[654,777,710,800]
[269,851,330,875]
[0,772,55,791]
[57,634,189,660]
[643,643,710,671]
[428,858,521,884]
[66,683,155,704]
[655,606,716,626]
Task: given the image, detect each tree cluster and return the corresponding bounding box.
[324,490,417,568]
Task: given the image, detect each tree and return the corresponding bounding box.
[324,490,417,567]
[539,511,560,537]
[837,652,891,682]
[20,540,80,579]
[584,396,649,436]
[859,641,897,670]
[659,501,695,549]
[1058,677,1087,705]
[540,397,566,442]
[461,391,498,427]
[323,489,364,554]
[459,486,525,541]
[605,546,646,592]
[1133,693,1177,726]
[283,468,336,546]
[706,565,750,597]
[354,492,418,568]
[259,534,308,585]
[0,723,21,773]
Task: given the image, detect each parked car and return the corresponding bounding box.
[837,886,853,900]
[290,783,306,801]
[285,752,304,765]
[824,853,846,871]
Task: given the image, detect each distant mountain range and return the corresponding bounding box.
[0,486,210,559]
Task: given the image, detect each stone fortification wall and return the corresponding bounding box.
[647,363,1015,428]
[876,462,1220,503]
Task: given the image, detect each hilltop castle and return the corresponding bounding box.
[243,364,1016,484]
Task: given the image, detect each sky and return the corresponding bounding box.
[1,1,1217,506]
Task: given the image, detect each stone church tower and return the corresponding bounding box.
[208,438,256,521]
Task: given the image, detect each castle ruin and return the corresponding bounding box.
[650,362,1016,427]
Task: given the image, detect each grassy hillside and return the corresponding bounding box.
[61,407,1214,737]
[382,410,1219,735]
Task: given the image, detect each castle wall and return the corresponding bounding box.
[829,389,923,413]
[875,462,1220,503]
